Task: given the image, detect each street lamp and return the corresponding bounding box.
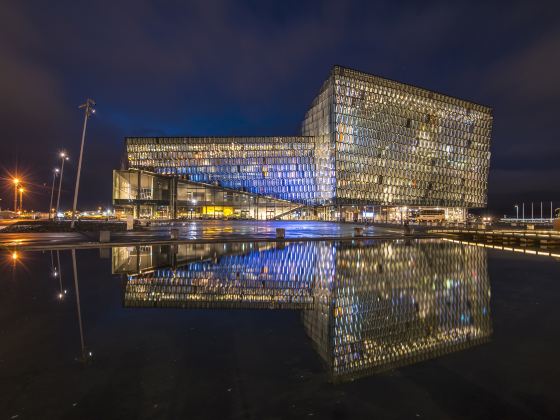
[13,178,20,212]
[71,99,95,229]
[19,187,25,213]
[56,152,69,218]
[514,204,519,219]
[49,168,60,219]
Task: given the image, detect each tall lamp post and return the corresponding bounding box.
[514,204,519,220]
[56,152,69,218]
[49,168,60,219]
[71,99,95,229]
[19,187,24,213]
[13,178,20,212]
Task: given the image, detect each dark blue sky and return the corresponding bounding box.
[1,0,559,216]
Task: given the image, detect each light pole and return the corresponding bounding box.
[19,187,24,213]
[56,152,69,218]
[49,168,60,219]
[522,202,525,222]
[13,178,19,212]
[71,99,95,229]
[514,204,519,220]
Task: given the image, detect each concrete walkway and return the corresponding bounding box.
[0,220,433,251]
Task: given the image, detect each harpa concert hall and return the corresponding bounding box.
[112,65,492,222]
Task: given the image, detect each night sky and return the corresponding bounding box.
[1,0,559,217]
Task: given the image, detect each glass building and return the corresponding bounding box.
[114,239,492,381]
[113,168,300,220]
[114,66,492,221]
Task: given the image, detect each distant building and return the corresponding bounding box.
[113,66,492,221]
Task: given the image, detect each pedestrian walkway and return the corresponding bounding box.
[0,220,432,251]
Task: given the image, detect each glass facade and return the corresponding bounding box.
[125,136,320,205]
[303,66,492,207]
[116,65,492,218]
[114,239,492,381]
[113,169,300,220]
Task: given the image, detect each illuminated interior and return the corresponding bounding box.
[114,66,493,221]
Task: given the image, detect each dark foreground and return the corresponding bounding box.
[1,240,559,419]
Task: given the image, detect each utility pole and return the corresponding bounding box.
[49,168,59,219]
[56,152,69,218]
[19,187,24,213]
[13,178,19,212]
[71,99,95,229]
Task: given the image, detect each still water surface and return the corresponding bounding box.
[1,239,559,419]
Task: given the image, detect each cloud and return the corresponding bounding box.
[1,0,559,210]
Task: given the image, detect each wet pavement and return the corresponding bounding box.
[1,238,559,419]
[0,220,407,249]
[143,220,406,238]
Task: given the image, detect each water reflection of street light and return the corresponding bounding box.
[56,152,69,218]
[50,250,57,277]
[71,249,92,362]
[56,250,66,299]
[50,250,66,300]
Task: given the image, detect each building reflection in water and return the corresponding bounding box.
[113,239,492,381]
[115,242,315,309]
[304,241,491,382]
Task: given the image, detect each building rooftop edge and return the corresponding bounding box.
[331,64,493,112]
[124,135,313,139]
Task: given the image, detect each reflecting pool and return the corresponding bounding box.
[1,239,559,419]
[116,240,492,382]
